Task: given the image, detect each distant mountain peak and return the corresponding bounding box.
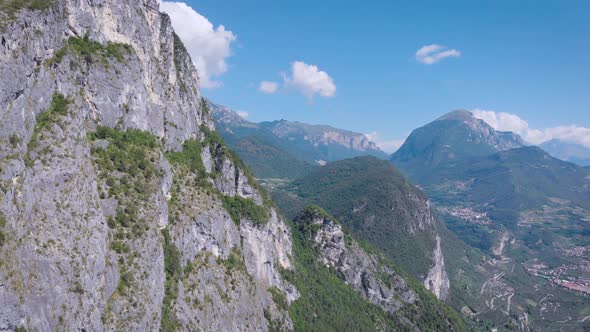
[391,109,525,175]
[208,101,388,164]
[436,109,474,122]
[540,139,590,166]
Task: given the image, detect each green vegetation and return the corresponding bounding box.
[216,247,247,276]
[0,211,6,246]
[46,35,133,67]
[221,195,268,225]
[275,156,437,278]
[161,228,182,331]
[25,92,70,166]
[90,126,160,200]
[283,208,464,331]
[268,286,288,311]
[9,134,21,148]
[0,0,52,23]
[165,139,207,182]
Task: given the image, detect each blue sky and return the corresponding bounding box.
[161,0,590,151]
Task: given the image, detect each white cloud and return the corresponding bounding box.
[472,109,590,148]
[259,81,278,94]
[235,110,249,118]
[160,1,236,88]
[365,131,405,153]
[284,61,336,99]
[415,44,461,64]
[471,109,529,134]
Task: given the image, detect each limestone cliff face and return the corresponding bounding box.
[0,1,295,331]
[261,120,383,153]
[302,209,419,314]
[423,236,450,300]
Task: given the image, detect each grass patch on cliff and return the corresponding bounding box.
[165,139,208,184]
[161,228,182,331]
[46,35,133,67]
[0,0,53,24]
[90,126,160,201]
[216,247,247,276]
[0,211,6,246]
[25,92,70,166]
[268,286,288,311]
[221,195,268,225]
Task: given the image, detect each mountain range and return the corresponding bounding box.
[390,109,590,329]
[1,1,588,331]
[0,1,461,331]
[539,139,590,166]
[208,100,387,179]
[211,102,590,330]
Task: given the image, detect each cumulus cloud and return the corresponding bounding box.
[365,131,406,153]
[471,109,529,134]
[472,109,590,148]
[160,1,236,88]
[235,110,249,118]
[259,81,278,94]
[415,44,461,64]
[284,61,336,99]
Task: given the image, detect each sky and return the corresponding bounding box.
[160,0,590,152]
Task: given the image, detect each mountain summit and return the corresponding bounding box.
[391,109,524,179]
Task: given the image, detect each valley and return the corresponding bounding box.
[1,1,588,331]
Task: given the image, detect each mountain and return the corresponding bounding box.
[0,1,462,331]
[271,156,451,300]
[389,111,590,329]
[284,206,463,331]
[207,101,315,179]
[259,119,389,163]
[208,100,388,178]
[391,109,524,179]
[540,139,590,166]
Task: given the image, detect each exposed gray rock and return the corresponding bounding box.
[0,0,294,331]
[437,110,524,151]
[304,210,418,314]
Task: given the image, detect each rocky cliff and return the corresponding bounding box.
[272,156,451,300]
[0,1,296,330]
[291,206,460,331]
[260,119,388,162]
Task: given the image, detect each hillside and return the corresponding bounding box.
[389,110,590,330]
[284,206,464,331]
[260,119,389,163]
[272,156,450,299]
[207,100,315,179]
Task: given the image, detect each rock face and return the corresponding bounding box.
[0,1,295,331]
[422,236,450,300]
[302,208,419,313]
[435,110,524,152]
[260,119,387,160]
